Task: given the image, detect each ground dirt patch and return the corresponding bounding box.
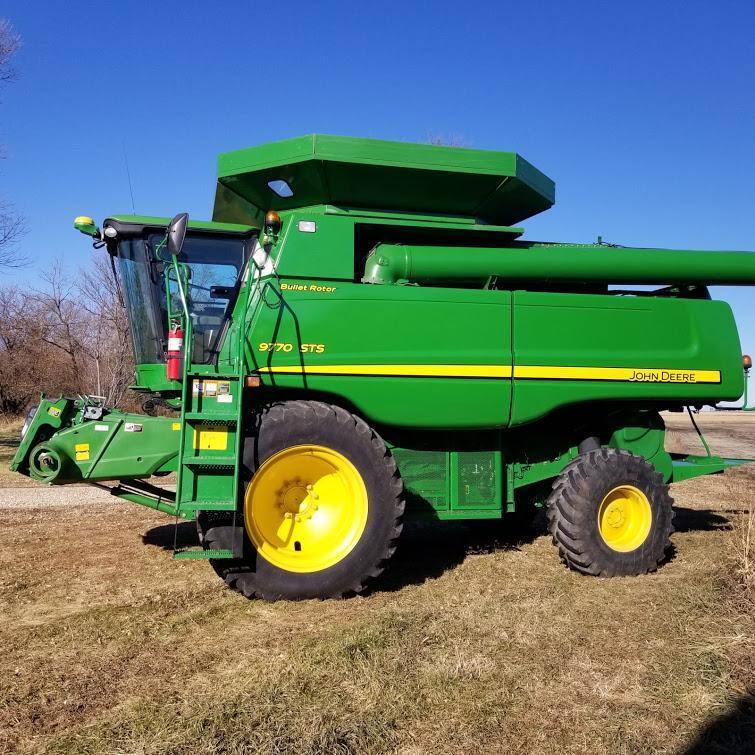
[1,413,754,754]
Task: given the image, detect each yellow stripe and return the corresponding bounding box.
[256,364,512,378]
[255,364,721,383]
[513,366,721,383]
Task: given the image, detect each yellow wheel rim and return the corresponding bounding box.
[245,445,368,573]
[597,484,653,552]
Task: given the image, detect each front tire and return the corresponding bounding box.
[547,448,674,576]
[200,401,404,600]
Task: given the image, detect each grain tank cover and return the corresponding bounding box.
[213,135,555,226]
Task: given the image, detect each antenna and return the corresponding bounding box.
[121,140,136,214]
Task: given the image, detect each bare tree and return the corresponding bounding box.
[32,263,87,378]
[0,253,137,416]
[0,19,25,271]
[0,286,43,414]
[78,255,135,405]
[0,19,20,84]
[426,132,468,148]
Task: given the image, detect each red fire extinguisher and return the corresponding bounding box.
[166,323,184,381]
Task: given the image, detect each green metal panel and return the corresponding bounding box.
[131,363,180,394]
[671,454,753,482]
[323,204,524,234]
[391,448,449,513]
[214,134,555,226]
[511,292,743,425]
[267,207,525,284]
[389,447,503,517]
[270,210,357,281]
[609,419,673,481]
[453,451,501,509]
[245,279,513,429]
[11,399,180,484]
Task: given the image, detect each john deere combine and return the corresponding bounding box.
[12,135,755,600]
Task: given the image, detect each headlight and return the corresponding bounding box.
[21,405,38,440]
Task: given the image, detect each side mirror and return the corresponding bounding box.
[167,213,189,257]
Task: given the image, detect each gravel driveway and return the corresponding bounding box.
[0,485,118,508]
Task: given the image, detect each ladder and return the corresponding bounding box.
[172,370,243,560]
[171,266,264,560]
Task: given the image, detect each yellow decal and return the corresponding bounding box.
[279,282,337,293]
[47,407,61,417]
[193,426,228,451]
[512,366,721,383]
[75,442,90,462]
[172,422,181,431]
[258,342,326,354]
[254,364,721,383]
[256,364,511,378]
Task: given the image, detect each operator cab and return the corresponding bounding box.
[103,216,256,378]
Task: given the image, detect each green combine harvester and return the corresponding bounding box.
[11,135,755,600]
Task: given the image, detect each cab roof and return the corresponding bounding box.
[105,215,257,236]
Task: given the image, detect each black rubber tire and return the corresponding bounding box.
[199,400,405,600]
[547,448,674,577]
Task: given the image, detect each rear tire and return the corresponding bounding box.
[199,400,404,600]
[547,448,674,576]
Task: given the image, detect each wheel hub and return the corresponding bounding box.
[604,502,626,528]
[246,445,368,573]
[597,485,653,552]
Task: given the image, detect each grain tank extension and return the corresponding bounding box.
[12,135,755,600]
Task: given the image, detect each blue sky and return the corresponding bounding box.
[1,1,754,372]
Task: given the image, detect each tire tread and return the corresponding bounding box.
[547,448,674,577]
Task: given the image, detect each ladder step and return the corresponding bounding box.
[173,548,235,560]
[178,500,237,511]
[183,456,236,467]
[184,412,237,421]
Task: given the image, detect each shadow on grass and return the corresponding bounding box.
[682,690,755,754]
[142,521,198,550]
[139,505,733,593]
[141,510,545,592]
[673,506,732,532]
[376,515,542,592]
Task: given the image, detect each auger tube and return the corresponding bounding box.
[362,243,755,286]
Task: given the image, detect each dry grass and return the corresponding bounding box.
[0,413,754,753]
[731,506,755,598]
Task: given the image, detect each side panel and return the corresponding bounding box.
[247,280,512,428]
[392,446,503,519]
[511,292,744,426]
